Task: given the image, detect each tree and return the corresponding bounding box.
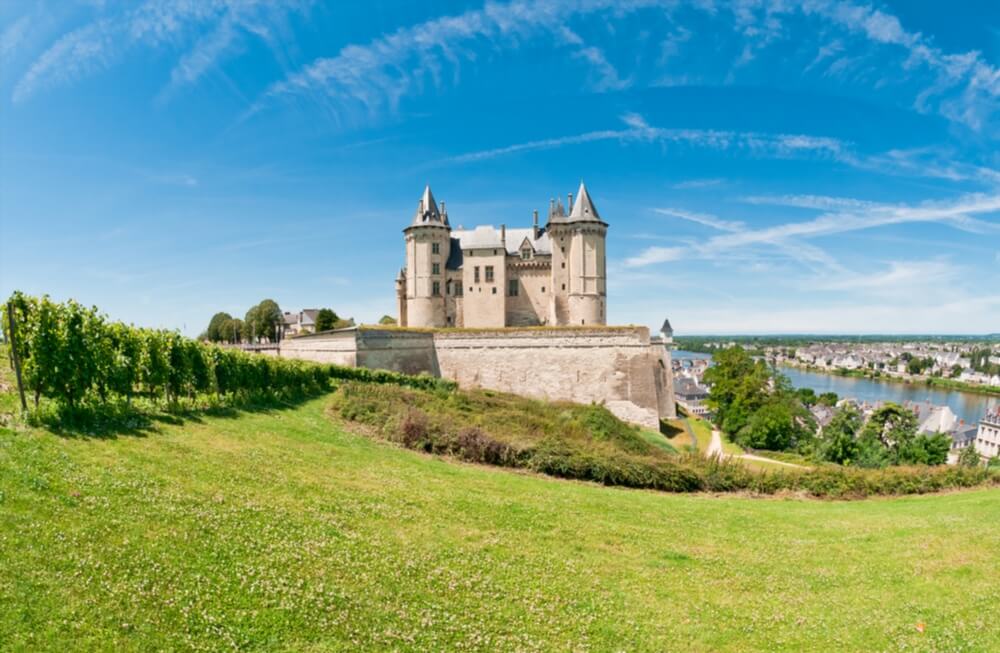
[220,318,243,343]
[737,399,798,451]
[857,403,948,467]
[817,392,839,407]
[314,308,339,332]
[245,299,282,343]
[819,406,862,465]
[206,312,233,342]
[957,445,982,468]
[703,346,771,436]
[379,315,397,325]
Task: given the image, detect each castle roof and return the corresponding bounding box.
[568,181,601,222]
[445,226,552,270]
[410,185,449,227]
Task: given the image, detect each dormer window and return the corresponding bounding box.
[521,249,531,260]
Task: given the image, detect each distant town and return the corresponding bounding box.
[672,336,1000,465]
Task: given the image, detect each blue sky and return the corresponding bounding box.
[1,0,998,335]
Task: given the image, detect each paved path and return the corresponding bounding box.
[706,428,808,469]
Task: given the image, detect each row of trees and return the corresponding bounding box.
[202,302,383,344]
[4,293,328,410]
[704,346,951,467]
[205,299,283,344]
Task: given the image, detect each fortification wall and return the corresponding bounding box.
[432,327,667,429]
[355,329,438,376]
[277,326,674,429]
[278,330,359,366]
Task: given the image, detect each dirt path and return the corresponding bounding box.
[707,428,808,469]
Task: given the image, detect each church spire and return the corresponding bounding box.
[568,180,601,221]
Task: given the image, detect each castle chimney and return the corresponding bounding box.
[568,193,573,211]
[533,210,539,237]
[500,223,506,246]
[441,200,446,214]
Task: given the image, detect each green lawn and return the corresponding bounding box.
[2,395,1000,651]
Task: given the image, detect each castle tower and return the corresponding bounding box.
[548,181,607,326]
[402,185,451,327]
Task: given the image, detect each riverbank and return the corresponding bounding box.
[779,360,1000,398]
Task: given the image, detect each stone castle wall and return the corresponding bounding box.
[276,326,674,429]
[432,327,673,428]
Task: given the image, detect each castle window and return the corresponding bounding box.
[492,287,497,294]
[485,266,494,282]
[432,242,440,254]
[508,279,519,296]
[541,286,545,293]
[432,281,440,296]
[432,263,440,275]
[521,249,531,260]
[562,284,566,290]
[446,279,452,295]
[561,262,565,269]
[474,266,480,283]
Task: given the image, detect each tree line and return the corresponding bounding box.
[2,293,447,414]
[201,301,388,344]
[704,346,953,467]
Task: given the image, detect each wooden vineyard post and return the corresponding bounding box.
[6,301,28,413]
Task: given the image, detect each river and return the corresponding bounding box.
[779,365,998,426]
[672,350,998,425]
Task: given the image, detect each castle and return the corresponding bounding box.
[396,182,607,328]
[276,180,675,428]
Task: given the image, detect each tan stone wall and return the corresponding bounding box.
[461,249,507,327]
[355,329,438,376]
[505,263,549,326]
[278,331,359,366]
[433,327,666,429]
[277,326,675,429]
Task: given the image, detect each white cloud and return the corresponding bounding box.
[0,14,31,60]
[13,0,307,103]
[653,207,744,232]
[625,192,1000,270]
[672,178,725,190]
[622,246,685,267]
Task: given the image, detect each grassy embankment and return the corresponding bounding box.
[4,391,1000,651]
[3,350,1000,650]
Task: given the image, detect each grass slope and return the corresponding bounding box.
[2,396,1000,651]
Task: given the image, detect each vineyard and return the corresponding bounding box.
[2,292,452,419]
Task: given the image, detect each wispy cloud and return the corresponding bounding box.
[253,0,999,133]
[625,192,1000,269]
[653,207,744,232]
[437,112,1000,185]
[13,0,308,103]
[672,178,725,190]
[0,14,31,60]
[437,112,850,166]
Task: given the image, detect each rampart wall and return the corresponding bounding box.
[277,326,675,429]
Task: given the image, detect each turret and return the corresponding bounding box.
[402,185,451,327]
[548,181,607,326]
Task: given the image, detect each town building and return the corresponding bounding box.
[974,409,1000,461]
[282,309,319,337]
[396,182,607,328]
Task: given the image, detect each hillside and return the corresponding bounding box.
[3,389,1000,651]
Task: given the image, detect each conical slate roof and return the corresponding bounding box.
[411,185,449,227]
[568,181,601,221]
